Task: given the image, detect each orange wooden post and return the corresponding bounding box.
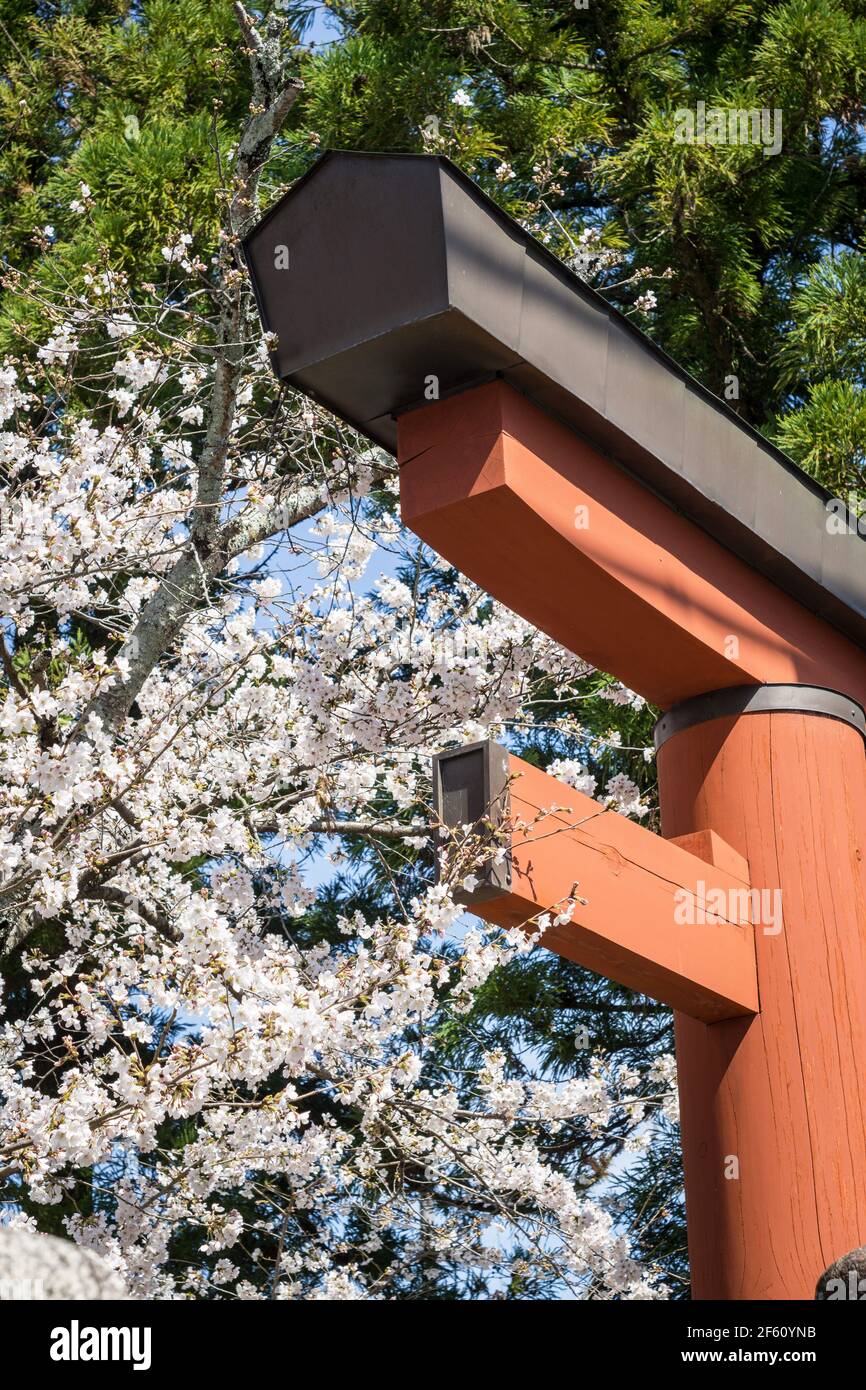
[657,707,866,1299]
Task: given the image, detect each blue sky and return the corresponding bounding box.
[302,4,344,49]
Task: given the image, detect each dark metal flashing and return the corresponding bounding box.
[431,739,511,903]
[242,150,866,654]
[653,684,866,751]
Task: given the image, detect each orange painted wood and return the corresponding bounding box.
[398,381,866,709]
[667,829,750,886]
[659,710,866,1299]
[471,755,758,1023]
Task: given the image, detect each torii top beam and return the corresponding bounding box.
[242,149,866,709]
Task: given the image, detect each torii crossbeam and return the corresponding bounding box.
[433,739,757,1024]
[243,151,866,1300]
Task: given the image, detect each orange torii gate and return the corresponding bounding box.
[243,151,866,1300]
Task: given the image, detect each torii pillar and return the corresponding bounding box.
[659,703,866,1300]
[242,150,866,1299]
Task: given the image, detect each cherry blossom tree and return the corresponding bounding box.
[0,5,669,1300]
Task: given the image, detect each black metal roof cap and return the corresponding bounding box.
[242,149,866,652]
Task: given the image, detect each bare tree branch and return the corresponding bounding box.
[80,6,306,739]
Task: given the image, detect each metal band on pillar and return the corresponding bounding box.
[653,683,866,752]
